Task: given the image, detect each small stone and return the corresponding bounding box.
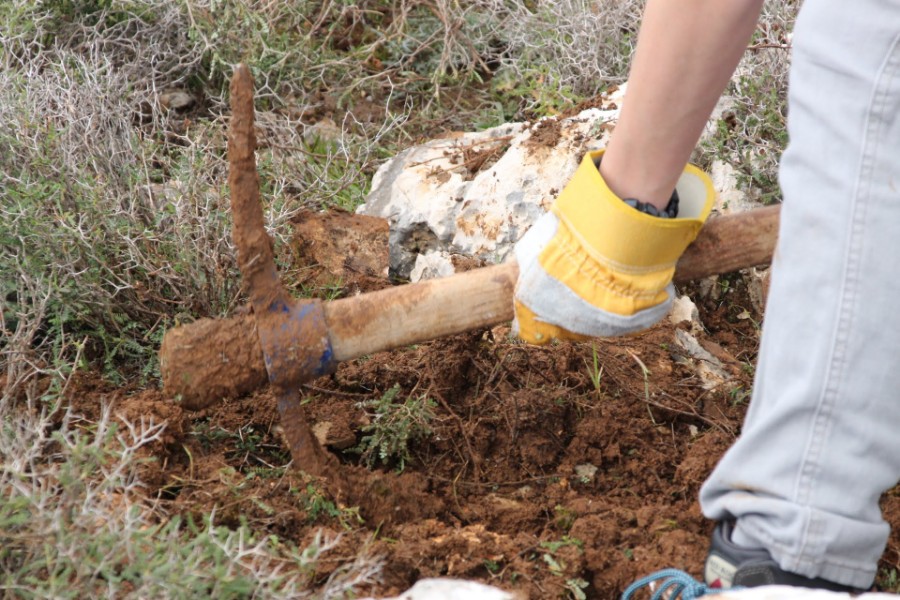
[574,463,598,482]
[312,422,331,446]
[304,117,341,145]
[669,295,700,327]
[745,267,771,316]
[409,251,455,281]
[311,421,357,450]
[159,90,195,112]
[674,329,733,390]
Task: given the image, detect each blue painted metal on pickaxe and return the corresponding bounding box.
[227,64,337,475]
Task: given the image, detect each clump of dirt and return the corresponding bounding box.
[460,142,509,180]
[289,208,392,296]
[528,117,564,148]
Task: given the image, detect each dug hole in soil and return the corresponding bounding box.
[67,242,900,599]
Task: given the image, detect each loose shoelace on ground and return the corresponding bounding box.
[620,569,719,600]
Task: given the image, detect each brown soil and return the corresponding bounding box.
[63,264,900,597]
[528,117,564,149]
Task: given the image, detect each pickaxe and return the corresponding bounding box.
[159,64,780,476]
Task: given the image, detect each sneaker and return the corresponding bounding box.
[705,521,864,593]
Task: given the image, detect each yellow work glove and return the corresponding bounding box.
[513,149,715,343]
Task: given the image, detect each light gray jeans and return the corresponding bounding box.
[699,0,900,590]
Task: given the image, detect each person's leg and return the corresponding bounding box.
[700,0,900,590]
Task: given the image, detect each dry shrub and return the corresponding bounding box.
[0,0,409,379]
[0,376,382,597]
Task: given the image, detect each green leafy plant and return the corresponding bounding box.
[483,558,502,574]
[296,483,364,530]
[729,386,752,407]
[191,422,289,469]
[553,505,578,532]
[879,568,900,593]
[565,577,590,600]
[352,384,436,472]
[539,536,588,598]
[540,536,584,554]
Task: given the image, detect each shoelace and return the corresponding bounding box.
[620,569,717,600]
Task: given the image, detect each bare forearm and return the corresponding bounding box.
[600,0,764,209]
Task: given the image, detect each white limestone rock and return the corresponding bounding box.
[711,160,756,215]
[669,295,702,330]
[359,90,625,281]
[674,329,734,390]
[373,578,516,600]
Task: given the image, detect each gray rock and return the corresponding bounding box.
[674,329,734,389]
[409,251,455,282]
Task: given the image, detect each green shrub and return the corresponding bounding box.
[352,384,437,472]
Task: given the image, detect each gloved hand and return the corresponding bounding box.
[513,149,715,344]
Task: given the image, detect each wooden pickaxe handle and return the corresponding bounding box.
[160,204,780,410]
[328,205,780,360]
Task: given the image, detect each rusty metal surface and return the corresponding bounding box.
[228,64,336,475]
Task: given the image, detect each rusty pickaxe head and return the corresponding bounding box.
[162,64,337,475]
[226,64,336,389]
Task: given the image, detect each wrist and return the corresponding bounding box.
[551,150,714,267]
[598,144,684,212]
[622,191,680,219]
[594,154,679,218]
